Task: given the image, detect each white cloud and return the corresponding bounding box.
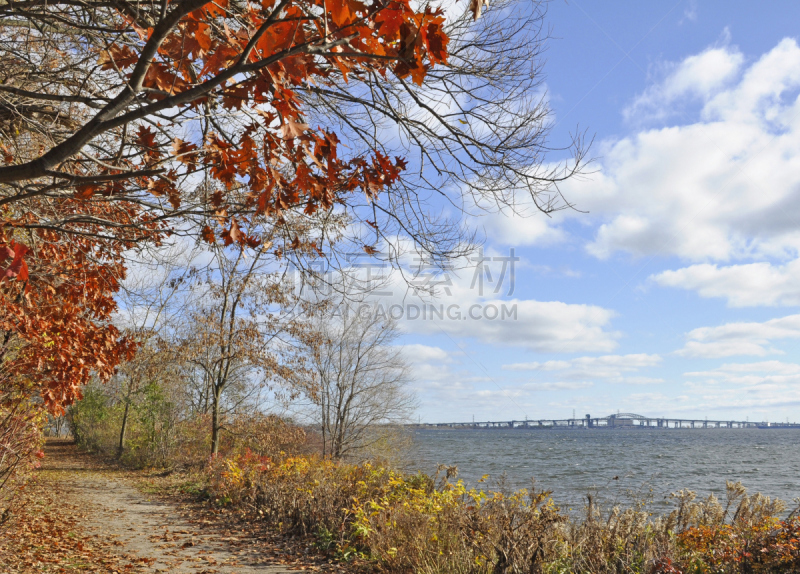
[477,206,567,247]
[503,360,569,371]
[703,38,800,123]
[677,340,780,359]
[685,360,800,387]
[680,1,698,24]
[526,382,594,391]
[679,360,800,414]
[686,391,800,412]
[686,360,800,377]
[400,345,461,394]
[427,298,618,353]
[616,376,666,385]
[504,353,660,374]
[475,381,594,397]
[676,314,800,358]
[542,38,800,265]
[390,296,619,353]
[399,344,451,363]
[453,39,800,328]
[651,259,800,307]
[625,46,744,121]
[354,250,620,353]
[399,345,608,422]
[502,354,662,384]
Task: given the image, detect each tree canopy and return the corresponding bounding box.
[0,0,585,411]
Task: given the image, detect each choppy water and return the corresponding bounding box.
[409,428,800,514]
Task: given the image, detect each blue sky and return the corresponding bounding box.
[393,0,800,423]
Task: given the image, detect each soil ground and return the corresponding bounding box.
[0,439,352,574]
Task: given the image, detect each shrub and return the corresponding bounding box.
[206,453,569,573]
[124,381,180,468]
[673,484,799,573]
[69,379,317,470]
[67,383,800,574]
[67,383,112,452]
[205,452,800,574]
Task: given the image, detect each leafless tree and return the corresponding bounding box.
[109,241,198,457]
[300,307,416,460]
[179,234,315,455]
[309,0,589,265]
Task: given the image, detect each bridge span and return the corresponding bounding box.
[414,413,800,430]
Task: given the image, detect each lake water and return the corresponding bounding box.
[409,428,800,514]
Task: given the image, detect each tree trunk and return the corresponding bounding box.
[117,400,130,458]
[332,420,343,459]
[210,389,220,456]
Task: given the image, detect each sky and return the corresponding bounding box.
[387,0,800,424]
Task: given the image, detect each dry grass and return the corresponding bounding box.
[205,450,800,574]
[69,405,800,573]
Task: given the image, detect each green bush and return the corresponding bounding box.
[68,384,114,452]
[69,380,181,468]
[123,381,179,468]
[69,381,314,469]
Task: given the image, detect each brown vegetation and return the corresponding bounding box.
[66,401,800,574]
[204,447,800,574]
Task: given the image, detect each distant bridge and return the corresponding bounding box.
[414,413,800,430]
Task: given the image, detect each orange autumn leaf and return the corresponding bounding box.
[201,225,216,243]
[98,43,138,70]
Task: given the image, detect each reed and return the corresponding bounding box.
[205,450,800,574]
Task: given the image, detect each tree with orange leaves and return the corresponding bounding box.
[0,223,140,412]
[0,0,585,416]
[0,0,452,242]
[0,0,584,251]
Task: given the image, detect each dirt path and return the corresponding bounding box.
[1,440,346,573]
